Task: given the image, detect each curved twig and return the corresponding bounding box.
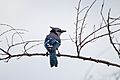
[107,9,120,58]
[0,29,28,37]
[0,24,28,42]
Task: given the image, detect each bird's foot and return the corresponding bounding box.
[57,50,61,57]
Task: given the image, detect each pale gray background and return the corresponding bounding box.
[0,0,120,80]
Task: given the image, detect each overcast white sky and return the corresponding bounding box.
[0,0,120,80]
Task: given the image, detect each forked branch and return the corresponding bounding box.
[107,9,120,58]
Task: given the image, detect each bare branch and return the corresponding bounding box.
[100,0,107,25]
[23,42,29,54]
[58,54,120,68]
[23,41,41,54]
[26,43,40,51]
[69,35,75,43]
[0,48,11,56]
[107,9,120,58]
[6,40,42,53]
[81,0,97,28]
[79,6,89,15]
[74,0,97,56]
[0,24,27,42]
[0,29,27,37]
[6,37,10,47]
[110,17,120,20]
[11,32,24,45]
[75,0,82,56]
[81,28,120,49]
[0,53,120,68]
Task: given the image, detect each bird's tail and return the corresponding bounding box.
[49,51,58,67]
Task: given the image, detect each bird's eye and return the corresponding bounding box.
[57,30,61,32]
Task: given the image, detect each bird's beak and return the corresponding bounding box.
[61,30,66,33]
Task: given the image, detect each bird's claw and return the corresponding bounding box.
[57,51,61,57]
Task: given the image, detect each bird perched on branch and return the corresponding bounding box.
[44,26,66,67]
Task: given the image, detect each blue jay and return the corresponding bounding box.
[44,27,66,67]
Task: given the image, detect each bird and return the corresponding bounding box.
[44,26,66,67]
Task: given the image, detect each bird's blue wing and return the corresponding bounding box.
[44,37,60,51]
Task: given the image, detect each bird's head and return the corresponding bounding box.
[50,26,66,36]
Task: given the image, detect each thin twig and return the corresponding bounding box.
[0,48,11,56]
[6,37,10,47]
[107,9,120,58]
[11,32,24,45]
[0,24,26,42]
[81,28,120,49]
[80,22,120,50]
[100,0,107,25]
[78,0,97,56]
[75,0,82,56]
[0,29,28,37]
